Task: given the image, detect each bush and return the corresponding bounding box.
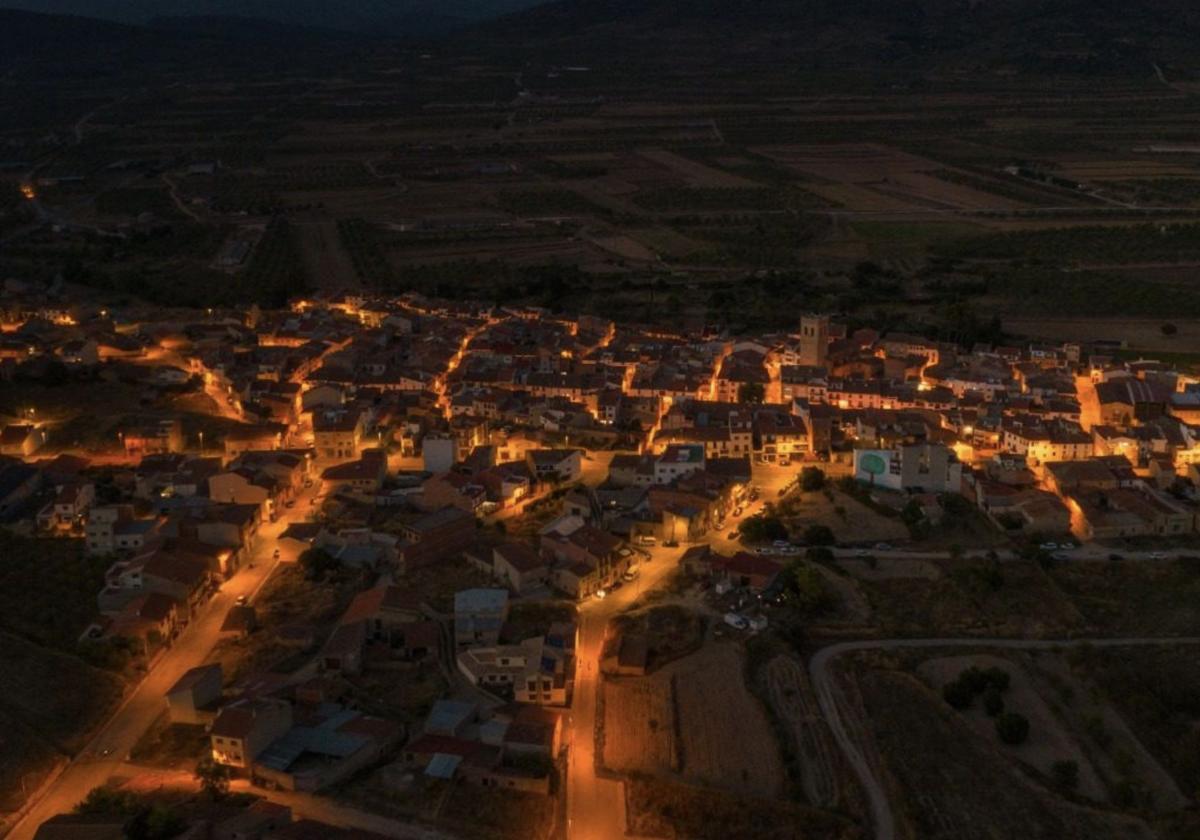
[983,686,1005,717]
[984,666,1010,692]
[803,524,836,546]
[806,546,835,564]
[942,679,975,710]
[1051,759,1079,791]
[996,712,1030,745]
[800,467,827,492]
[738,514,788,543]
[298,548,338,582]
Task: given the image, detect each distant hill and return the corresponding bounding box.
[0,0,543,34]
[475,0,1200,79]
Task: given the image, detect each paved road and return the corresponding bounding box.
[809,636,1200,840]
[6,485,320,840]
[565,542,683,840]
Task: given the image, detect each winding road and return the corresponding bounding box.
[809,636,1200,840]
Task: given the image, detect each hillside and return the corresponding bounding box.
[476,0,1200,80]
[0,0,543,33]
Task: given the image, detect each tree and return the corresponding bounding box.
[1051,759,1079,791]
[800,466,826,492]
[1162,322,1178,336]
[983,686,1005,717]
[75,786,137,815]
[737,382,765,404]
[943,679,975,710]
[803,524,835,546]
[806,546,835,564]
[195,755,230,800]
[298,547,338,582]
[738,514,788,544]
[126,804,185,840]
[996,712,1030,745]
[782,561,836,618]
[984,666,1010,692]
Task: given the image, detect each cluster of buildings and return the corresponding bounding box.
[11,277,1200,837]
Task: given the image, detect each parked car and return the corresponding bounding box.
[1039,542,1059,551]
[593,589,608,600]
[1149,551,1167,560]
[664,540,679,548]
[235,594,249,606]
[873,542,892,551]
[723,612,749,631]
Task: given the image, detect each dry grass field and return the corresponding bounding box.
[668,643,785,797]
[625,777,863,840]
[601,642,784,799]
[858,668,1157,840]
[602,677,678,775]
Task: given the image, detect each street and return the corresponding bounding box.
[565,540,684,840]
[5,482,320,840]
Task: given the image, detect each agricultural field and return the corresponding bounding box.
[601,642,784,798]
[601,678,678,775]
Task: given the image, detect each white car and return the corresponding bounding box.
[594,589,608,600]
[1149,551,1167,560]
[723,612,749,631]
[1040,542,1059,551]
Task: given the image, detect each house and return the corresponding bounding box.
[526,449,583,484]
[457,635,574,706]
[454,588,509,649]
[313,409,365,462]
[253,705,403,793]
[85,504,160,555]
[396,506,476,571]
[211,697,294,771]
[1069,487,1195,541]
[223,424,286,459]
[32,814,125,840]
[853,443,962,493]
[0,423,44,457]
[97,592,180,653]
[713,552,783,592]
[166,663,223,724]
[320,449,387,496]
[541,522,632,598]
[491,542,550,593]
[653,443,705,485]
[122,419,184,457]
[41,481,94,531]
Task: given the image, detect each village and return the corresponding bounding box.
[4,281,1200,840]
